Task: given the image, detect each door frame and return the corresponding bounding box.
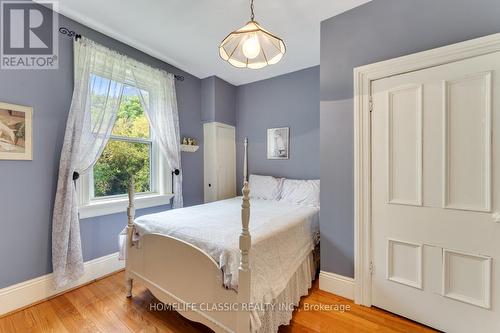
[353,33,500,306]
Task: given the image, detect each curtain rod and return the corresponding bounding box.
[59,27,185,82]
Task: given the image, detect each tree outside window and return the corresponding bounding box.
[93,86,153,198]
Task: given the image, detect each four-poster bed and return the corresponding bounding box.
[123,138,320,333]
[125,138,252,332]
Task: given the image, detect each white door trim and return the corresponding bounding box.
[353,32,500,306]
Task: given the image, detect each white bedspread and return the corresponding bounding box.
[122,197,319,331]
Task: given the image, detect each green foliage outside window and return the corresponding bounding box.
[112,95,150,138]
[93,95,152,197]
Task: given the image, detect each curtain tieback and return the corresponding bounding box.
[171,169,180,195]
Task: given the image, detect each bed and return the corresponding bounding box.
[123,139,320,332]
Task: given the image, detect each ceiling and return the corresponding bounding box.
[53,0,371,86]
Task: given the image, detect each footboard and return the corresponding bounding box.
[127,233,240,332]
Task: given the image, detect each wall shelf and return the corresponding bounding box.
[181,144,199,153]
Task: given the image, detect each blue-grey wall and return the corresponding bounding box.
[0,6,204,288]
[201,76,237,126]
[214,77,237,126]
[320,0,500,277]
[201,77,216,123]
[6,0,499,290]
[236,66,320,190]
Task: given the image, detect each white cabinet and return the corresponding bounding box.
[203,122,236,203]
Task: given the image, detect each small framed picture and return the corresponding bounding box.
[0,102,33,160]
[267,127,289,160]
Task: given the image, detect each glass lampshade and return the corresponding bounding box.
[219,21,286,69]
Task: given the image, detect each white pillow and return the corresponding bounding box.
[279,179,320,207]
[248,174,282,200]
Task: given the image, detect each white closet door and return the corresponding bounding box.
[216,125,236,200]
[371,51,500,333]
[203,122,236,203]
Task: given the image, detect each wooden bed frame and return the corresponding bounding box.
[125,138,252,333]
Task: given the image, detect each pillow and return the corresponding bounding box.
[248,174,282,200]
[279,179,320,207]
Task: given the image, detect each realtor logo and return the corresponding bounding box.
[1,0,58,69]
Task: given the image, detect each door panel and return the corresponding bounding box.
[371,51,500,333]
[216,126,236,200]
[203,123,236,203]
[386,239,422,289]
[443,72,492,211]
[442,249,491,309]
[387,85,423,206]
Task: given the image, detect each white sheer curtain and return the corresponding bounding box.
[131,66,183,208]
[52,37,182,287]
[52,38,127,287]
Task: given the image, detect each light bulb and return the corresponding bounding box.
[242,35,261,59]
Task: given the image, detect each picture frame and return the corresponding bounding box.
[0,102,33,160]
[267,127,289,160]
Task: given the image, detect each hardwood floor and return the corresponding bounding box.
[0,271,437,333]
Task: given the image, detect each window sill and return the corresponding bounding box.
[79,193,174,219]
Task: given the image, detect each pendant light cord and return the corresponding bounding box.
[250,0,255,21]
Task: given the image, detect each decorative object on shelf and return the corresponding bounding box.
[180,144,199,153]
[182,137,198,146]
[219,0,286,69]
[181,136,199,152]
[0,102,32,160]
[267,127,289,160]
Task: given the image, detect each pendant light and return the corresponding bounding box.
[219,0,286,69]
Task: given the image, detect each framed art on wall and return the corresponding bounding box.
[0,102,33,160]
[267,127,289,159]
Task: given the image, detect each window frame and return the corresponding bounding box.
[90,134,155,201]
[78,82,173,219]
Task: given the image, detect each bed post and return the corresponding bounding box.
[125,178,135,298]
[237,138,251,333]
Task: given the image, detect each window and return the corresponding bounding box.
[93,86,152,198]
[78,80,172,218]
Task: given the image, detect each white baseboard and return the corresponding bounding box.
[319,270,355,300]
[0,252,124,316]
